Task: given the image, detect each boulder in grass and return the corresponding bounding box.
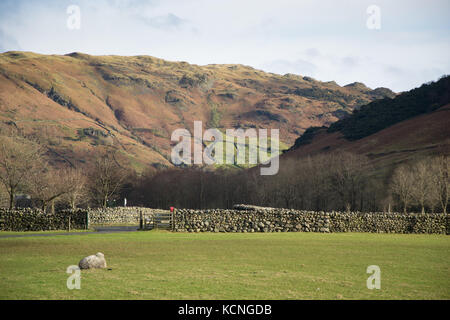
[78,252,107,269]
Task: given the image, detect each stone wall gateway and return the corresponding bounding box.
[174,208,449,234]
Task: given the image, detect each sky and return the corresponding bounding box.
[0,0,449,92]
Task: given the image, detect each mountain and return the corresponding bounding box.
[286,75,450,174]
[0,51,395,171]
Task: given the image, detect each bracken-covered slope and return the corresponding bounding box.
[286,76,450,174]
[0,51,395,171]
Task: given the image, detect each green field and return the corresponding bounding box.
[0,231,449,299]
[0,230,92,236]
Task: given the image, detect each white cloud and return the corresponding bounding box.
[0,0,449,91]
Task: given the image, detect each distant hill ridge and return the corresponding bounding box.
[290,75,450,150]
[328,75,450,140]
[0,51,394,171]
[285,75,450,175]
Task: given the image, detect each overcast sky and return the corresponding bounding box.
[0,0,449,92]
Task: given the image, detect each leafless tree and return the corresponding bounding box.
[89,151,126,208]
[409,159,434,213]
[0,135,43,209]
[60,168,88,209]
[328,152,370,211]
[28,163,68,212]
[390,164,414,213]
[430,155,449,214]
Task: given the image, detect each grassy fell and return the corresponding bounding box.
[0,231,448,300]
[0,51,394,170]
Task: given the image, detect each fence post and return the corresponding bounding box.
[85,211,89,230]
[143,213,146,230]
[169,207,175,232]
[139,210,143,230]
[172,208,175,232]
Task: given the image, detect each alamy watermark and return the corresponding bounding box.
[366,5,381,30]
[67,5,81,30]
[366,265,381,289]
[66,265,81,290]
[171,121,279,175]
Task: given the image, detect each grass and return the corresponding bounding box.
[0,231,449,300]
[203,129,289,170]
[0,230,91,236]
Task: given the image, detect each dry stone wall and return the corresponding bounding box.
[0,208,88,231]
[1,206,448,234]
[0,207,157,231]
[85,207,156,225]
[174,208,449,234]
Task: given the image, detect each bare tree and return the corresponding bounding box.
[89,151,126,208]
[409,159,433,213]
[28,163,67,212]
[0,135,43,209]
[430,155,449,214]
[60,168,88,209]
[390,164,414,213]
[329,152,369,212]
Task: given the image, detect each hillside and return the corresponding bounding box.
[286,76,450,174]
[0,51,394,171]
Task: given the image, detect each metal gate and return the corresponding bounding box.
[144,210,173,230]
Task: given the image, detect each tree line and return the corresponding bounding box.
[128,152,448,214]
[390,156,449,214]
[0,135,126,211]
[0,134,448,214]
